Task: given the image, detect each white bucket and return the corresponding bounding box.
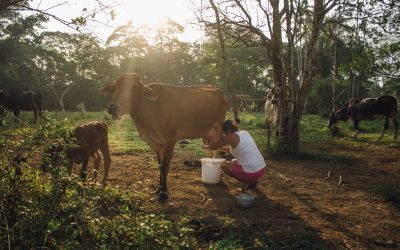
[201,158,224,184]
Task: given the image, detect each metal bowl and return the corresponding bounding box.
[235,193,255,208]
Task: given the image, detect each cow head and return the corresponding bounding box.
[327,99,355,128]
[100,73,157,120]
[327,111,342,127]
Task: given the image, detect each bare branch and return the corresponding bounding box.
[256,0,273,37]
[323,0,338,16]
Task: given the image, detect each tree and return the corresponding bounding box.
[35,32,106,111]
[0,13,48,92]
[1,0,117,33]
[197,0,337,151]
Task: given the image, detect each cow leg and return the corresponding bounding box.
[390,115,398,140]
[13,109,20,122]
[33,110,37,123]
[100,138,112,185]
[80,158,89,181]
[352,120,359,139]
[92,152,101,183]
[266,123,271,145]
[67,159,74,176]
[158,143,175,203]
[378,118,390,140]
[154,148,164,194]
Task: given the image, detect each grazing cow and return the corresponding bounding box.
[264,92,278,144]
[327,95,398,139]
[100,73,228,202]
[2,91,43,122]
[43,121,111,184]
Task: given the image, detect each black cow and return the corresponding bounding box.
[2,91,43,123]
[327,95,398,139]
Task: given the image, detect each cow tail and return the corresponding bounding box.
[392,96,398,122]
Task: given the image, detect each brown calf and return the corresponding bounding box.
[69,121,111,183]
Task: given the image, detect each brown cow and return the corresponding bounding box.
[43,121,111,184]
[100,73,227,202]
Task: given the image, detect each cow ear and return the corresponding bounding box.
[100,85,115,96]
[129,73,142,85]
[141,86,158,102]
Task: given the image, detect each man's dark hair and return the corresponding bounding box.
[222,120,239,133]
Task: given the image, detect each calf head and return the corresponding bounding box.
[100,73,158,120]
[68,147,90,164]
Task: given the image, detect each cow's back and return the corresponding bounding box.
[6,91,42,111]
[141,84,227,139]
[75,121,108,152]
[352,95,397,118]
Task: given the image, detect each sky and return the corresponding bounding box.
[31,0,204,43]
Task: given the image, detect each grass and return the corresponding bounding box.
[2,110,399,155]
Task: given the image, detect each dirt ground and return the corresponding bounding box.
[83,139,400,249]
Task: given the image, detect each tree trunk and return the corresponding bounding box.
[292,0,326,150]
[50,84,73,112]
[270,0,293,151]
[332,37,337,112]
[209,0,240,123]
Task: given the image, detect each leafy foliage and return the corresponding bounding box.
[0,117,194,249]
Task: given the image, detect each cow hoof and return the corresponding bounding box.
[80,172,88,181]
[154,186,162,194]
[158,192,169,203]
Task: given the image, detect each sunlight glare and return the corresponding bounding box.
[119,0,189,27]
